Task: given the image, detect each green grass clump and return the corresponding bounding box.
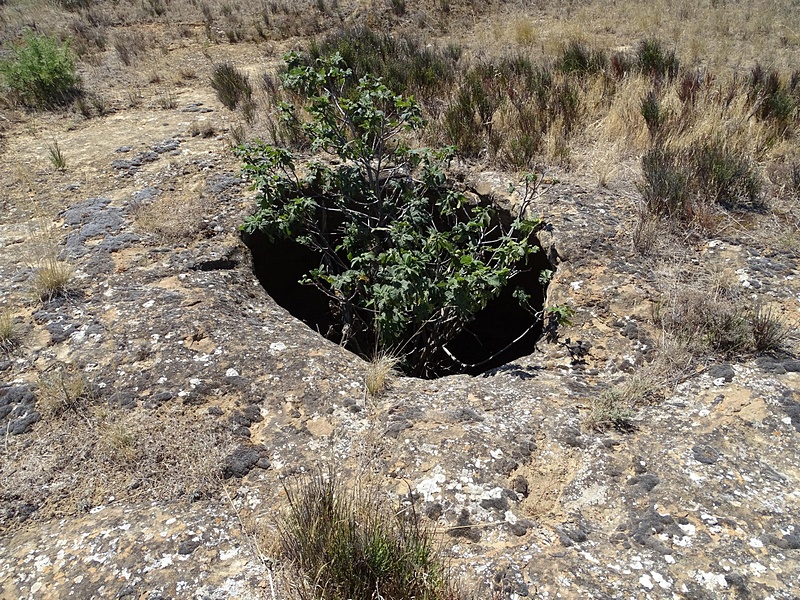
[636,38,680,81]
[0,32,82,108]
[280,471,460,600]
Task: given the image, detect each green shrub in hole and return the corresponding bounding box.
[238,52,550,376]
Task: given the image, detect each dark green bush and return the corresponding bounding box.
[558,40,607,76]
[0,32,81,108]
[280,471,460,600]
[640,89,666,136]
[640,139,762,221]
[636,39,680,81]
[210,62,252,110]
[305,26,460,105]
[239,53,545,376]
[748,64,797,134]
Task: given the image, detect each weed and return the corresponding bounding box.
[305,26,460,105]
[37,363,94,418]
[228,123,248,146]
[636,38,680,81]
[157,89,177,109]
[640,89,667,136]
[132,194,206,241]
[558,40,606,76]
[0,32,82,108]
[0,310,19,352]
[705,307,752,355]
[390,0,406,15]
[210,62,252,110]
[640,138,762,221]
[640,145,691,219]
[748,64,797,135]
[609,51,634,80]
[48,141,67,171]
[189,121,216,138]
[751,303,791,354]
[70,18,107,56]
[279,470,460,600]
[584,389,635,432]
[34,255,73,301]
[692,141,762,210]
[113,31,147,66]
[789,161,800,198]
[99,418,138,463]
[364,353,399,396]
[632,208,661,255]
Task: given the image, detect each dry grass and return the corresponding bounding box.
[0,309,19,352]
[37,362,94,418]
[364,353,400,397]
[278,470,462,600]
[33,255,73,301]
[583,388,636,432]
[132,193,207,242]
[650,261,795,359]
[1,399,233,527]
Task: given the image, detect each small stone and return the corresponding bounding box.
[692,445,721,465]
[628,473,660,493]
[708,364,735,382]
[508,520,531,537]
[511,475,529,498]
[178,539,202,555]
[222,446,261,478]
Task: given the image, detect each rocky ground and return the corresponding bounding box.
[1,17,800,600]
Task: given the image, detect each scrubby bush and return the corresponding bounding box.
[443,56,580,167]
[748,64,797,135]
[0,32,81,108]
[558,40,607,76]
[303,26,461,105]
[239,53,546,376]
[640,138,762,221]
[210,62,252,110]
[636,38,680,81]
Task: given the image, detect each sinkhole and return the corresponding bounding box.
[242,219,553,379]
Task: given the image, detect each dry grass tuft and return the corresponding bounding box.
[364,353,400,396]
[279,469,462,600]
[37,362,94,418]
[132,194,207,242]
[0,309,19,352]
[33,255,74,301]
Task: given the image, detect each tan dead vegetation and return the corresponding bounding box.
[132,193,208,242]
[0,396,233,521]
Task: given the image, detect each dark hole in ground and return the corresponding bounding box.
[242,228,552,378]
